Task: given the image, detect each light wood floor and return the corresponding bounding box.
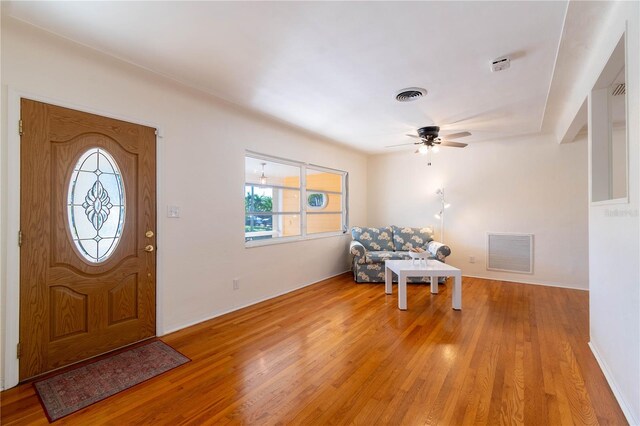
[1,274,627,425]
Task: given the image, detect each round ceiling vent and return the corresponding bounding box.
[395,87,427,102]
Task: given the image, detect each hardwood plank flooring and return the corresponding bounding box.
[1,274,627,425]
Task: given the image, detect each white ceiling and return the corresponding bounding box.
[540,0,615,136]
[5,1,572,153]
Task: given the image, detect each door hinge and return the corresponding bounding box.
[18,230,22,247]
[17,342,21,359]
[19,119,23,136]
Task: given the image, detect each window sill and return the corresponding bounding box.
[590,196,629,207]
[245,231,348,248]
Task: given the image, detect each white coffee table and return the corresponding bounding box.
[385,259,462,311]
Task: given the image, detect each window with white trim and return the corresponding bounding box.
[245,153,348,245]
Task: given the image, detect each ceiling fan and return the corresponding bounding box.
[386,126,470,165]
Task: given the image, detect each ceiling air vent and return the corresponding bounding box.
[396,87,427,102]
[612,83,625,96]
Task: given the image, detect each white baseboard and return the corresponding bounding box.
[462,274,588,291]
[589,341,639,425]
[161,270,351,336]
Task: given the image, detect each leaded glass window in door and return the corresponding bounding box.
[67,147,125,263]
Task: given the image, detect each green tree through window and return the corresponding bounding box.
[245,193,273,212]
[245,186,274,237]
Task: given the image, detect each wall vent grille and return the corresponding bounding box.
[487,233,533,274]
[612,83,625,96]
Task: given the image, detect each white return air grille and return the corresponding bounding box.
[487,233,533,274]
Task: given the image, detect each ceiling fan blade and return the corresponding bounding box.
[406,134,421,139]
[441,131,471,140]
[439,140,468,148]
[385,142,416,148]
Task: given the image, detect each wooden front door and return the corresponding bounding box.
[19,99,157,380]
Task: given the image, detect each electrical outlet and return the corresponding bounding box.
[469,256,476,264]
[233,278,239,290]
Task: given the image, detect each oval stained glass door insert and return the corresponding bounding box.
[67,147,125,263]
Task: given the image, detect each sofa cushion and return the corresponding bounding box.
[426,241,451,261]
[364,250,413,263]
[351,226,394,252]
[391,225,434,251]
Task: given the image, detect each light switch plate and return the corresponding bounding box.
[167,205,180,218]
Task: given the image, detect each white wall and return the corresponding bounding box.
[0,18,367,387]
[367,133,589,289]
[612,127,627,199]
[586,2,640,423]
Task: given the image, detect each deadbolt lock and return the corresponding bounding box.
[144,245,155,252]
[145,230,154,238]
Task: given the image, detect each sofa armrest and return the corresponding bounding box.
[350,240,367,264]
[426,240,451,261]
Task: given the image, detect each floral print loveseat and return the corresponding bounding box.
[350,226,451,283]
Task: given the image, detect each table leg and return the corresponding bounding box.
[385,265,392,294]
[430,276,438,294]
[399,272,407,310]
[453,272,462,310]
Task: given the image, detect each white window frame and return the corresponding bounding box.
[245,151,348,247]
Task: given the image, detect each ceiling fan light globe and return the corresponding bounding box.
[418,145,430,154]
[432,146,440,153]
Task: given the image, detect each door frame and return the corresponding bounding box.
[3,87,165,389]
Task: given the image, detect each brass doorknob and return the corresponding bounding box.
[144,245,154,252]
[145,230,154,238]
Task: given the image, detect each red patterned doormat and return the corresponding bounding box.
[33,340,190,422]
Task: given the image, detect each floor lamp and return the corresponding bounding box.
[434,188,450,242]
